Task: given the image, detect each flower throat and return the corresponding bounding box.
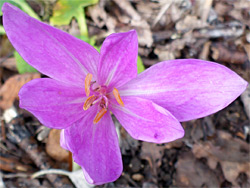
[83,73,124,124]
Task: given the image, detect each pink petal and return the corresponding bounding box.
[63,107,122,185]
[97,30,138,90]
[2,3,99,87]
[110,96,184,143]
[60,130,70,150]
[119,59,248,121]
[19,78,86,129]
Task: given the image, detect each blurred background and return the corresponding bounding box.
[0,0,249,187]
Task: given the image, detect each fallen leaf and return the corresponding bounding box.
[175,151,220,187]
[220,161,250,186]
[0,57,17,72]
[192,130,250,186]
[140,142,165,177]
[175,15,207,32]
[0,73,40,110]
[46,129,68,162]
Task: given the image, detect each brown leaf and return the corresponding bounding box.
[46,129,69,162]
[175,15,208,32]
[192,130,250,186]
[220,161,250,186]
[0,57,17,72]
[175,151,220,188]
[0,73,40,110]
[140,142,165,177]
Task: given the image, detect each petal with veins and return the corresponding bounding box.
[19,78,86,129]
[63,107,122,185]
[110,96,184,143]
[97,30,138,90]
[119,59,248,122]
[2,3,99,87]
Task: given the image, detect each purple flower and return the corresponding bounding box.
[3,3,247,185]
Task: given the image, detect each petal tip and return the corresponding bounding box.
[81,164,123,185]
[128,29,137,34]
[2,2,10,12]
[2,2,18,14]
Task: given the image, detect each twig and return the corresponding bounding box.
[31,169,70,179]
[211,44,248,64]
[2,173,29,179]
[152,0,173,27]
[7,120,66,187]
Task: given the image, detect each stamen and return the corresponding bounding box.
[83,95,96,110]
[93,108,107,124]
[112,88,124,107]
[84,73,93,97]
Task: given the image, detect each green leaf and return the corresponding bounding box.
[137,56,145,74]
[76,35,100,52]
[76,35,96,46]
[14,51,38,74]
[50,0,98,37]
[0,25,5,34]
[0,0,40,20]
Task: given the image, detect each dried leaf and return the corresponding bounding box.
[0,73,40,110]
[220,161,250,186]
[46,129,68,162]
[192,131,250,186]
[175,151,220,187]
[0,57,17,72]
[140,142,165,177]
[175,15,207,32]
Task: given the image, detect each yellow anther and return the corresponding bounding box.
[93,108,107,124]
[112,88,124,107]
[83,95,96,110]
[85,73,93,97]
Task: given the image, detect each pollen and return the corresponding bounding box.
[84,73,93,97]
[93,108,107,124]
[83,95,96,110]
[112,88,124,107]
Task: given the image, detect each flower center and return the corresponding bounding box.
[83,73,124,124]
